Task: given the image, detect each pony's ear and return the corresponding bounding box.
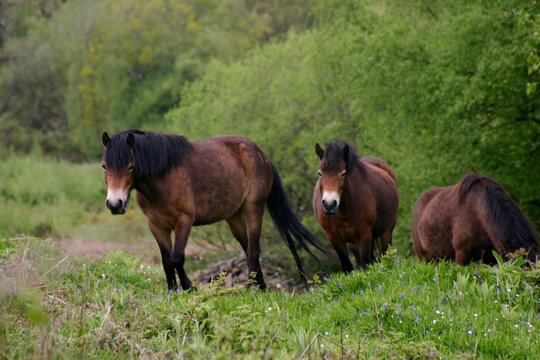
[342,144,349,161]
[342,144,351,170]
[315,143,324,159]
[126,133,135,149]
[102,132,110,147]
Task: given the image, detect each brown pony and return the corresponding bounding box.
[101,130,326,291]
[412,173,538,264]
[313,141,399,271]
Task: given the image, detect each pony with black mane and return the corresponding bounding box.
[313,141,399,271]
[412,173,538,264]
[101,130,326,291]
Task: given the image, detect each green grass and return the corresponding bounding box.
[0,155,104,238]
[1,237,539,359]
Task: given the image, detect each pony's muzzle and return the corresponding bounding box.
[106,198,127,215]
[322,199,338,214]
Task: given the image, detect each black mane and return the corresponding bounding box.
[103,130,193,178]
[322,140,365,174]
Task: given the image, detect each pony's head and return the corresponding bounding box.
[315,141,356,214]
[101,131,136,215]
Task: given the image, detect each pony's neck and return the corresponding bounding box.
[134,177,162,203]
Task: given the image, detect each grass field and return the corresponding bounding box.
[1,236,539,359]
[1,156,539,359]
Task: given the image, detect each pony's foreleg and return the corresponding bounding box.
[355,229,375,268]
[378,227,393,255]
[149,223,178,291]
[329,235,353,272]
[172,215,194,290]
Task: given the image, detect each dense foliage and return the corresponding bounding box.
[0,0,313,159]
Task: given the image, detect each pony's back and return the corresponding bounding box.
[361,157,397,184]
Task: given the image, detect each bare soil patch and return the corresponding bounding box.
[52,236,302,291]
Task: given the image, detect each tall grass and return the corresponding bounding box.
[1,237,539,359]
[0,155,104,237]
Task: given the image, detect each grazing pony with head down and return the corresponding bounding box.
[412,173,538,264]
[313,141,399,272]
[101,130,326,291]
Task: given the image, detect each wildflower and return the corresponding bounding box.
[468,328,474,335]
[377,285,383,293]
[412,285,421,292]
[399,293,405,299]
[322,276,329,282]
[428,350,436,358]
[338,282,343,289]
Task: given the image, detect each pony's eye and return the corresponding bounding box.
[340,170,347,177]
[102,163,107,170]
[127,164,134,172]
[318,171,322,178]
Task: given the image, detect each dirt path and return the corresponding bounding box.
[53,236,234,264]
[53,236,303,292]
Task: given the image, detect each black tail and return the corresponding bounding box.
[460,173,538,262]
[266,164,327,280]
[485,185,538,262]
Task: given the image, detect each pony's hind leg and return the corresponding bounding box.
[148,223,178,291]
[232,202,267,289]
[226,212,264,286]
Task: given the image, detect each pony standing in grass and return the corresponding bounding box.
[101,130,325,291]
[412,173,538,264]
[313,141,399,272]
